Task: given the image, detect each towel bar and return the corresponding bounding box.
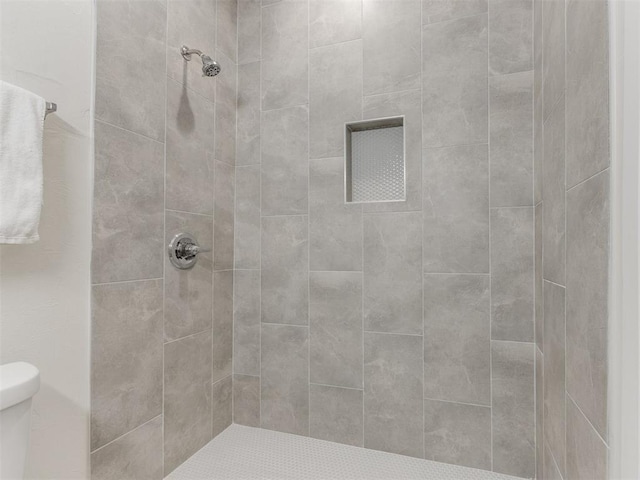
[45,102,57,116]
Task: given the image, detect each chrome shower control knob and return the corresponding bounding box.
[168,233,211,270]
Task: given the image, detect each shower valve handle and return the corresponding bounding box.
[168,233,211,269]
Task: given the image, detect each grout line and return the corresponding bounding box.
[422,11,490,29]
[420,0,426,459]
[487,0,494,470]
[423,396,492,409]
[566,393,610,448]
[94,118,165,145]
[163,327,214,347]
[542,278,566,290]
[307,0,311,438]
[91,277,164,287]
[423,272,490,276]
[165,208,213,218]
[565,166,610,193]
[310,382,364,392]
[90,414,164,455]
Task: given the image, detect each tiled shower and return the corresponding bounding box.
[89,0,610,479]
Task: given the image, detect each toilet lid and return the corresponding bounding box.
[0,362,40,410]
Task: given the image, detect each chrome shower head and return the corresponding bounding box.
[181,46,222,77]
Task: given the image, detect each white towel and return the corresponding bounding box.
[0,81,46,244]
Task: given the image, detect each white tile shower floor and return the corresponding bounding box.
[167,424,527,480]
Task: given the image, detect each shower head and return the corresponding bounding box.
[181,46,222,77]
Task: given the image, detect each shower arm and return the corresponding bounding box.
[181,46,203,61]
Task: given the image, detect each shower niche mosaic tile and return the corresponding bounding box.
[345,117,406,203]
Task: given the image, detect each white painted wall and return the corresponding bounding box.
[0,1,93,478]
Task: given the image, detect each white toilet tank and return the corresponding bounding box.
[0,362,40,480]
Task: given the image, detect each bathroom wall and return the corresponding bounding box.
[90,0,237,477]
[232,0,535,476]
[533,0,610,478]
[0,1,93,478]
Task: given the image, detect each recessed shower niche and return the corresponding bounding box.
[345,116,406,203]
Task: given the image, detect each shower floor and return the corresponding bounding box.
[167,424,526,480]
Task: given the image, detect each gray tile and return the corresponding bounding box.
[362,89,423,213]
[489,71,534,207]
[491,340,535,478]
[164,211,214,342]
[542,0,564,121]
[216,50,238,110]
[164,330,213,475]
[215,91,237,166]
[566,170,609,439]
[213,270,233,383]
[233,270,261,376]
[214,161,235,271]
[217,0,238,62]
[423,274,490,406]
[261,324,310,435]
[488,0,533,75]
[543,281,566,477]
[96,0,166,140]
[309,0,362,48]
[212,375,232,437]
[423,399,491,470]
[233,374,261,427]
[310,272,363,389]
[534,0,543,205]
[423,144,489,273]
[363,0,421,95]
[536,347,544,479]
[92,121,164,284]
[364,332,423,458]
[490,207,534,342]
[566,396,608,480]
[543,97,566,285]
[165,79,215,215]
[422,0,487,25]
[310,384,363,447]
[237,62,261,166]
[565,0,609,187]
[238,0,261,64]
[261,216,309,325]
[261,106,309,216]
[261,0,308,110]
[235,166,261,269]
[309,158,362,271]
[166,0,217,102]
[309,40,362,159]
[91,280,163,450]
[422,14,488,148]
[544,441,564,480]
[535,203,543,350]
[91,416,163,480]
[363,213,422,335]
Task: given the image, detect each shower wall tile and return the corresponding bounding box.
[214,161,235,270]
[309,272,363,389]
[261,106,309,216]
[490,207,534,342]
[491,340,535,478]
[213,270,234,383]
[235,165,261,269]
[364,332,423,458]
[423,144,489,274]
[261,0,308,110]
[164,330,213,475]
[363,0,421,95]
[237,62,261,166]
[233,374,261,427]
[535,202,543,350]
[543,280,566,477]
[566,170,609,439]
[216,50,238,110]
[422,14,488,148]
[544,443,564,480]
[217,0,238,62]
[233,270,261,376]
[92,121,164,284]
[309,384,364,447]
[423,274,490,406]
[96,0,166,141]
[164,211,214,342]
[566,396,608,480]
[543,97,566,285]
[309,0,362,48]
[309,40,362,159]
[165,79,215,215]
[362,89,423,213]
[565,0,609,188]
[363,212,422,335]
[542,0,564,121]
[488,0,533,76]
[489,71,533,207]
[212,375,232,437]
[91,280,163,450]
[535,347,544,479]
[533,0,542,206]
[423,399,491,470]
[238,0,261,64]
[91,416,163,480]
[309,158,362,271]
[166,0,217,102]
[261,215,309,325]
[215,95,237,167]
[422,0,487,25]
[261,324,310,435]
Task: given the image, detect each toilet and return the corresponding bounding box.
[0,362,40,479]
